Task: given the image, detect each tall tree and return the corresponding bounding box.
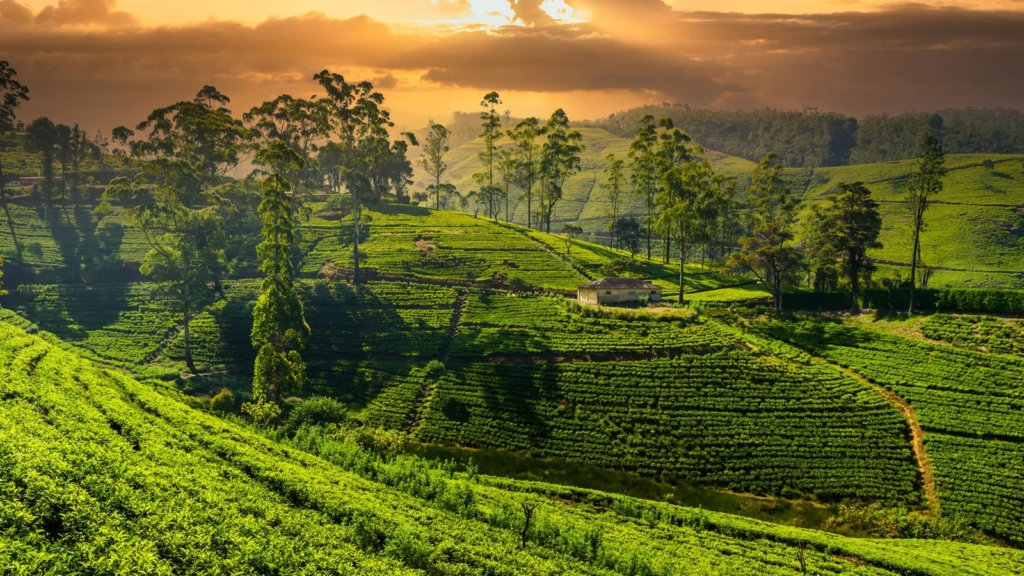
[509,117,543,228]
[906,133,946,314]
[809,182,883,311]
[244,94,331,203]
[629,115,660,260]
[419,123,450,210]
[25,117,59,201]
[604,154,625,248]
[497,147,516,223]
[475,92,504,221]
[0,61,29,202]
[725,152,802,311]
[314,70,393,287]
[654,119,726,302]
[539,109,584,233]
[103,86,244,373]
[243,141,311,424]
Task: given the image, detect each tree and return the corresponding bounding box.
[802,206,841,292]
[0,61,29,202]
[725,153,802,311]
[653,119,727,302]
[0,254,6,297]
[612,217,642,260]
[103,86,244,374]
[561,223,582,259]
[419,123,450,210]
[509,117,543,228]
[244,94,331,203]
[604,154,626,248]
[809,182,883,311]
[25,117,59,201]
[243,141,311,424]
[314,70,394,287]
[906,133,946,314]
[474,92,504,220]
[539,109,584,232]
[497,147,516,223]
[629,115,660,260]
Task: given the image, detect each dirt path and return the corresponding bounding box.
[820,358,940,515]
[408,290,468,434]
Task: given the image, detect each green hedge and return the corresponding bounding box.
[783,288,1024,315]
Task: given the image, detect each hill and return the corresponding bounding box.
[413,130,1024,290]
[2,314,1024,575]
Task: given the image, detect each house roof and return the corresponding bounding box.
[578,277,660,290]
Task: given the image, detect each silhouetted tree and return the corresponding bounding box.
[0,61,29,202]
[419,123,450,209]
[25,117,59,201]
[509,117,543,228]
[103,86,244,373]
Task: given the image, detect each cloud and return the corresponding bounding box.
[1,0,1023,131]
[0,0,33,24]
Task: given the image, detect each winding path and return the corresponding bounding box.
[817,357,940,515]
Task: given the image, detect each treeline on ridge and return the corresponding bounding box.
[592,105,1024,167]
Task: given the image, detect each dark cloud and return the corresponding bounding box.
[32,0,135,26]
[0,0,33,24]
[1,1,1022,130]
[510,0,555,25]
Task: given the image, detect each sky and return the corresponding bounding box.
[2,0,1024,133]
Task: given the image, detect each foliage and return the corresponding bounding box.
[806,182,883,309]
[281,396,349,434]
[509,117,544,230]
[245,142,310,420]
[538,109,584,233]
[907,133,947,313]
[726,153,803,310]
[9,319,1019,575]
[611,217,642,259]
[418,123,450,210]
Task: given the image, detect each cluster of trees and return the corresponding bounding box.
[413,92,585,232]
[727,133,946,313]
[91,71,423,421]
[597,104,1024,167]
[597,110,947,312]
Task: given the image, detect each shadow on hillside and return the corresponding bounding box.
[470,362,557,446]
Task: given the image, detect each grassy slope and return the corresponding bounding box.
[411,127,757,235]
[802,155,1024,289]
[417,131,1024,289]
[2,316,1023,575]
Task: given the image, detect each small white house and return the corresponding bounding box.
[577,278,662,305]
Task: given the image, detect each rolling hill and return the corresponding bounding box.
[3,314,1024,575]
[413,129,1024,290]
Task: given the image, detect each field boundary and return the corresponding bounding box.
[814,357,940,515]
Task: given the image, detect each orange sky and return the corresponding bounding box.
[3,0,1024,133]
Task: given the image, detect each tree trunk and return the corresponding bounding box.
[908,224,921,315]
[0,156,5,203]
[851,261,860,313]
[527,185,532,229]
[183,292,198,375]
[353,204,361,287]
[678,237,686,304]
[664,232,670,265]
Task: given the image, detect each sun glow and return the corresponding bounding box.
[540,0,575,22]
[464,0,517,26]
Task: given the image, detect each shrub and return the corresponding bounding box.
[281,396,349,434]
[508,276,529,293]
[209,387,235,413]
[422,359,446,381]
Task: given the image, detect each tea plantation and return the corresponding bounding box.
[3,317,1023,575]
[758,319,1024,545]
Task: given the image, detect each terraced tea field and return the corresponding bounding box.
[2,316,1021,575]
[759,319,1024,544]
